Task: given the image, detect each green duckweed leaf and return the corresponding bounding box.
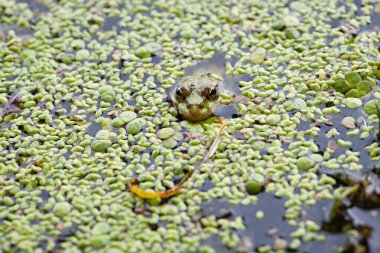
[345,72,362,86]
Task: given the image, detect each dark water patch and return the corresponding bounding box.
[354,0,364,16]
[57,100,73,114]
[16,0,50,12]
[370,168,380,192]
[98,51,117,64]
[52,224,79,251]
[327,1,380,43]
[212,104,240,119]
[0,23,35,38]
[311,104,378,171]
[151,54,162,65]
[301,233,348,253]
[303,194,378,252]
[317,198,378,252]
[348,207,380,252]
[39,190,50,201]
[15,0,49,26]
[57,224,78,240]
[100,16,122,31]
[196,176,216,193]
[307,169,380,252]
[360,10,380,32]
[199,194,294,252]
[1,91,21,117]
[304,199,337,226]
[63,150,73,160]
[30,219,41,225]
[86,122,102,136]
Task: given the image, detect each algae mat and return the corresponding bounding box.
[0,0,380,252]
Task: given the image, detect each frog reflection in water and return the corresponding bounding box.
[170,73,223,121]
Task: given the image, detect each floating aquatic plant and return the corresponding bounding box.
[333,71,372,98]
[0,0,379,252]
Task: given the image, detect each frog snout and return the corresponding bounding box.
[186,92,203,106]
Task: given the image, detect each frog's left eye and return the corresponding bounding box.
[207,86,219,99]
[175,88,185,100]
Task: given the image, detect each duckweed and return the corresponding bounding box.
[345,89,360,98]
[297,157,315,171]
[334,71,372,98]
[157,128,176,140]
[364,99,380,115]
[344,98,363,108]
[250,47,266,64]
[357,81,371,96]
[266,114,281,125]
[76,49,90,61]
[120,111,137,123]
[334,79,351,94]
[96,130,110,140]
[126,119,143,135]
[136,42,162,58]
[0,0,379,252]
[91,139,111,152]
[245,180,262,195]
[293,98,307,109]
[346,72,362,87]
[53,202,71,218]
[163,138,178,149]
[93,222,111,235]
[111,117,125,127]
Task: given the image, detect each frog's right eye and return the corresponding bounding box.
[175,88,185,100]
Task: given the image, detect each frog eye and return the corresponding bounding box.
[208,86,219,99]
[175,88,185,100]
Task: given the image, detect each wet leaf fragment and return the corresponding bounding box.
[1,91,21,116]
[342,117,356,129]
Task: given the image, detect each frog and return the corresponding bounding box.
[169,73,225,122]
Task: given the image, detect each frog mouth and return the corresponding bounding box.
[183,106,213,121]
[176,102,214,121]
